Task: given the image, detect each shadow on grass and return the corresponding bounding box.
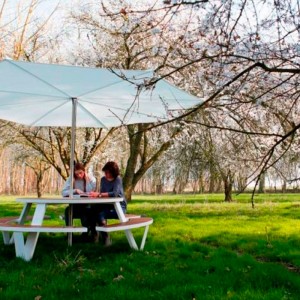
[1,234,300,300]
[198,232,300,269]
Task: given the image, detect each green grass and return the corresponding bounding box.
[0,193,300,299]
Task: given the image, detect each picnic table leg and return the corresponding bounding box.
[31,204,46,225]
[67,204,73,246]
[30,203,47,257]
[113,202,128,222]
[24,232,39,261]
[8,203,33,245]
[2,232,11,245]
[14,203,47,261]
[113,202,144,250]
[124,230,139,250]
[140,225,150,251]
[18,203,32,224]
[14,232,26,259]
[14,232,39,261]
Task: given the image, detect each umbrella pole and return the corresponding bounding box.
[68,97,78,246]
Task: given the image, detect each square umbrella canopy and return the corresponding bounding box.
[0,59,200,127]
[0,59,201,244]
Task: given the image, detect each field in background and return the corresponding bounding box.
[0,194,300,299]
[133,192,300,203]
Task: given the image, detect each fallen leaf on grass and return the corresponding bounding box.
[113,275,124,282]
[35,296,42,300]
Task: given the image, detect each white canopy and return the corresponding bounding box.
[0,59,200,128]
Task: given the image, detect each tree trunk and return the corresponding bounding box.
[207,152,218,192]
[156,184,163,194]
[124,185,134,201]
[236,175,247,193]
[198,174,204,193]
[224,182,233,202]
[223,170,233,202]
[123,124,181,201]
[258,172,266,193]
[35,167,44,198]
[209,174,215,193]
[36,176,42,198]
[123,125,144,201]
[216,178,223,193]
[282,180,287,193]
[172,185,177,194]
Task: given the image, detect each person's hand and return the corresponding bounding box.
[75,189,84,195]
[89,191,100,198]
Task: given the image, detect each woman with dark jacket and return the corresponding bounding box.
[90,161,127,246]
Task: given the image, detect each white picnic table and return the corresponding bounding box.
[0,197,153,261]
[17,197,128,225]
[11,197,128,260]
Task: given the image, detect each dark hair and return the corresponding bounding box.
[102,161,120,179]
[74,162,85,174]
[73,162,86,192]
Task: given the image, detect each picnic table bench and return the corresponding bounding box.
[96,217,153,250]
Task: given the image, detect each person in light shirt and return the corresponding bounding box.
[62,162,96,238]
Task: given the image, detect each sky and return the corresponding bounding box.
[1,0,70,24]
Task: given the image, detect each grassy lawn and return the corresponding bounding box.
[0,193,300,299]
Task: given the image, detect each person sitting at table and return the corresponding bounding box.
[89,161,127,246]
[62,162,96,238]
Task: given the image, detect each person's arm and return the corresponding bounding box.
[103,177,122,198]
[62,177,71,197]
[86,175,97,192]
[89,177,102,197]
[62,177,84,196]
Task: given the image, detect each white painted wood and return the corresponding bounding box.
[96,219,153,250]
[114,202,128,223]
[9,235,14,245]
[17,204,31,246]
[7,203,33,245]
[6,196,149,260]
[24,232,39,261]
[16,197,123,205]
[0,225,88,233]
[4,196,126,261]
[96,219,153,232]
[16,197,123,248]
[18,203,32,224]
[27,203,46,250]
[4,224,88,261]
[13,232,26,260]
[32,204,47,225]
[13,232,40,261]
[2,232,11,245]
[124,230,139,250]
[140,225,149,251]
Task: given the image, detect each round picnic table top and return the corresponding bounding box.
[16,197,123,204]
